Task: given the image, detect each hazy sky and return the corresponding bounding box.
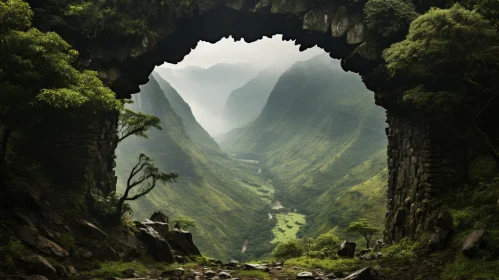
[158,35,326,70]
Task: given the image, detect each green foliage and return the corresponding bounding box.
[0,0,32,33]
[234,270,271,280]
[380,238,419,260]
[173,215,197,230]
[272,239,304,260]
[272,233,340,260]
[364,0,419,37]
[0,239,31,273]
[383,4,499,166]
[89,191,132,224]
[441,254,499,280]
[344,219,380,248]
[58,232,76,251]
[0,0,120,165]
[285,257,361,274]
[78,260,150,278]
[314,233,340,258]
[39,0,194,41]
[118,103,162,142]
[383,4,499,114]
[462,0,499,29]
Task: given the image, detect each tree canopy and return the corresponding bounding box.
[172,215,197,231]
[345,219,380,248]
[0,0,120,165]
[364,0,419,38]
[117,100,162,143]
[383,4,499,166]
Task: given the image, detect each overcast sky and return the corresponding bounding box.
[158,35,326,70]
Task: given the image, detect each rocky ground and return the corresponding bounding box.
[64,260,380,280]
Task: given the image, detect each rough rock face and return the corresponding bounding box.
[144,219,170,240]
[17,226,69,257]
[462,230,486,257]
[17,255,57,278]
[168,229,202,256]
[74,219,108,240]
[136,226,174,262]
[384,114,466,244]
[340,267,378,280]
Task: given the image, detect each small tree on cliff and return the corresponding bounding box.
[117,99,162,143]
[117,153,178,215]
[344,219,380,249]
[172,215,197,231]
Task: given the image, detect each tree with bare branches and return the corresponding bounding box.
[116,153,178,215]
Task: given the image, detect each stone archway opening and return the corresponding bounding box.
[32,0,466,247]
[115,29,389,260]
[105,4,377,100]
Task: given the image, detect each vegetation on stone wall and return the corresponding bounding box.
[383,4,499,167]
[0,0,120,170]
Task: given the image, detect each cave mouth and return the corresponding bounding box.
[111,4,374,99]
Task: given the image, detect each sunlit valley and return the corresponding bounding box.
[115,37,387,261]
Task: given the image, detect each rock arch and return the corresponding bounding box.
[29,0,467,244]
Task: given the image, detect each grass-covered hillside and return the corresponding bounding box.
[115,75,276,261]
[154,64,260,135]
[222,64,288,131]
[151,71,220,153]
[220,54,388,242]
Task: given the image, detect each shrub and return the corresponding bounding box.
[272,239,304,260]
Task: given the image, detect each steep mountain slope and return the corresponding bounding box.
[154,63,260,135]
[115,75,275,260]
[222,64,288,130]
[151,71,220,153]
[220,54,388,240]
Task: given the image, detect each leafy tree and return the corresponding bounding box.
[364,0,419,38]
[313,233,339,257]
[299,238,314,257]
[0,0,120,166]
[117,153,178,215]
[461,0,499,29]
[344,219,380,249]
[117,100,162,143]
[383,4,499,167]
[272,239,304,260]
[172,215,197,231]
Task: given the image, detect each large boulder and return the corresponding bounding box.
[17,225,69,257]
[337,241,356,258]
[168,229,201,256]
[137,226,174,262]
[245,263,270,272]
[144,220,169,240]
[340,267,377,280]
[105,226,142,260]
[17,255,57,278]
[462,229,486,257]
[297,271,314,279]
